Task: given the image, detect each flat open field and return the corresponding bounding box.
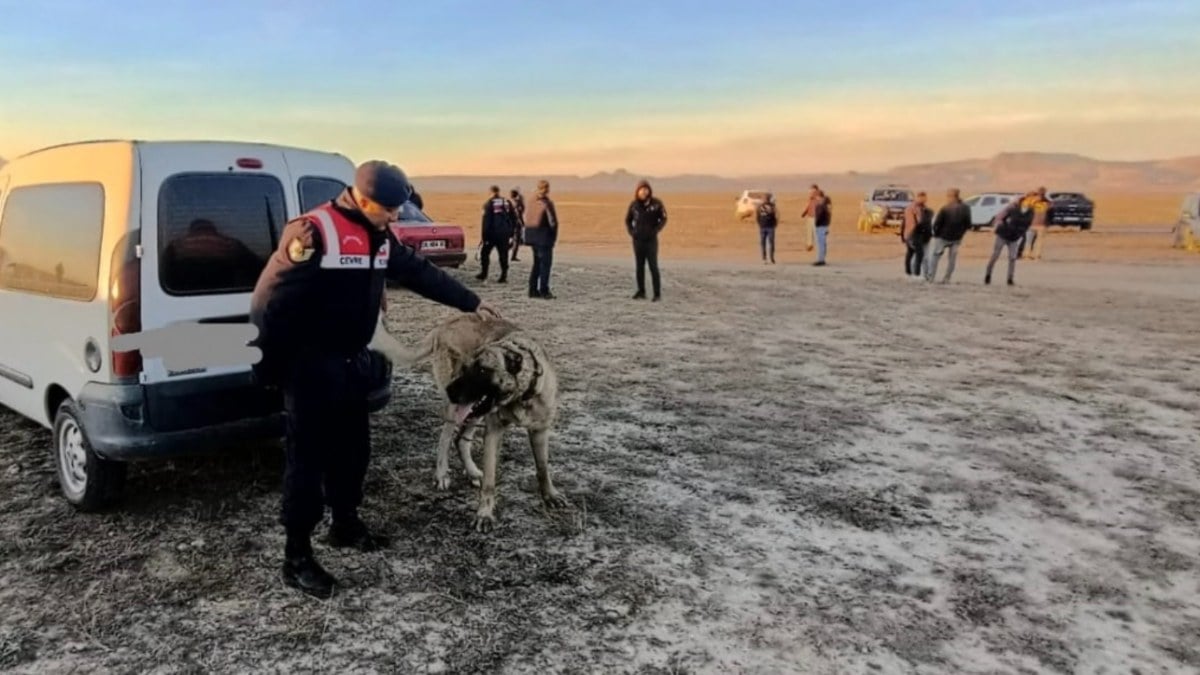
[0,193,1197,673]
[421,190,1187,265]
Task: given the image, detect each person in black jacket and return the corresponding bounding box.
[476,185,514,283]
[756,195,778,264]
[626,179,667,300]
[986,194,1033,285]
[249,161,501,599]
[925,188,974,283]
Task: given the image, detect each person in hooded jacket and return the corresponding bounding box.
[523,180,558,299]
[625,179,668,300]
[986,193,1034,286]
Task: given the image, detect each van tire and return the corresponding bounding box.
[52,399,127,511]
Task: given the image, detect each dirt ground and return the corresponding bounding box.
[1,199,1198,673]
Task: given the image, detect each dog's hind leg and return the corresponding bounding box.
[473,422,503,533]
[528,428,569,509]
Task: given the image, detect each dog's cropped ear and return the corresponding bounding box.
[503,349,523,376]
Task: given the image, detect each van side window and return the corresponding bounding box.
[298,176,346,212]
[0,182,104,301]
[158,173,286,295]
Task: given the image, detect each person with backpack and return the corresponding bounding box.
[756,194,778,264]
[986,192,1034,286]
[901,191,933,279]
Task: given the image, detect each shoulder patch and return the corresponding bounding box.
[287,235,315,263]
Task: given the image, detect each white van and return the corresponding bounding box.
[0,139,390,510]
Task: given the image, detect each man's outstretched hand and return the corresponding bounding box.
[476,301,503,320]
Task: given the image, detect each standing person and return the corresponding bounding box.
[1024,186,1052,260]
[476,186,514,283]
[626,179,668,300]
[509,187,525,262]
[800,184,820,252]
[523,179,558,299]
[756,193,779,264]
[249,161,500,599]
[811,189,832,266]
[986,194,1033,285]
[925,187,974,283]
[901,191,933,279]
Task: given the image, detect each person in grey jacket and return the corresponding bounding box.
[522,180,558,299]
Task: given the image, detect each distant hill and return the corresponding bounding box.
[413,153,1200,195]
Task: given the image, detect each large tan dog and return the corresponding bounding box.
[369,313,568,532]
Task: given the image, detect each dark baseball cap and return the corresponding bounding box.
[355,160,412,209]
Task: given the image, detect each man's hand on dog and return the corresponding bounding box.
[476,301,503,320]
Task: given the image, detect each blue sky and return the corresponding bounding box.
[1,0,1198,175]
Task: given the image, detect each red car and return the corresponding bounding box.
[389,201,467,268]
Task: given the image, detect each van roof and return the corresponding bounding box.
[15,139,351,162]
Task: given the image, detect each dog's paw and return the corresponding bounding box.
[473,511,497,533]
[541,490,570,509]
[435,474,452,491]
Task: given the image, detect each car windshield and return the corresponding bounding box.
[872,189,913,201]
[1050,193,1084,200]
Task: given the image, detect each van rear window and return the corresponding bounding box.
[158,173,286,295]
[298,176,346,212]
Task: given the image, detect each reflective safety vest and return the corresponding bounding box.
[305,203,391,270]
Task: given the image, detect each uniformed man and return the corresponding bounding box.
[249,160,500,599]
[476,185,515,283]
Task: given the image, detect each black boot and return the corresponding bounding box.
[327,517,392,553]
[282,555,337,599]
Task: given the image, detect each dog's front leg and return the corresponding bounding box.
[435,418,457,490]
[474,421,503,533]
[458,423,483,487]
[529,428,569,508]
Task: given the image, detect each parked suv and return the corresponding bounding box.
[1046,191,1094,230]
[857,185,914,232]
[0,139,394,510]
[1173,192,1199,252]
[963,192,1023,230]
[735,189,773,220]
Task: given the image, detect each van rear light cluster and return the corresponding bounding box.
[236,158,263,169]
[108,232,143,379]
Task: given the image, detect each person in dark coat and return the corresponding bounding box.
[509,188,525,261]
[249,161,501,599]
[476,186,514,283]
[522,180,558,299]
[986,193,1034,285]
[925,187,974,283]
[625,179,668,300]
[901,191,933,279]
[756,194,778,264]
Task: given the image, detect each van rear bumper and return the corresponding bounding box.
[77,372,286,461]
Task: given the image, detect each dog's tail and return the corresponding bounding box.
[370,319,436,368]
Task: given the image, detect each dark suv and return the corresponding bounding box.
[1046,192,1094,230]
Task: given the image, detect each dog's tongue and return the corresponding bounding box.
[452,404,474,425]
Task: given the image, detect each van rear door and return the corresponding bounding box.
[136,144,292,385]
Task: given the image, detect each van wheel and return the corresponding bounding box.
[53,399,126,511]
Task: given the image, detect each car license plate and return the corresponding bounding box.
[421,240,447,250]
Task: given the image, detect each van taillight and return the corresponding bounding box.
[236,158,263,169]
[109,232,142,379]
